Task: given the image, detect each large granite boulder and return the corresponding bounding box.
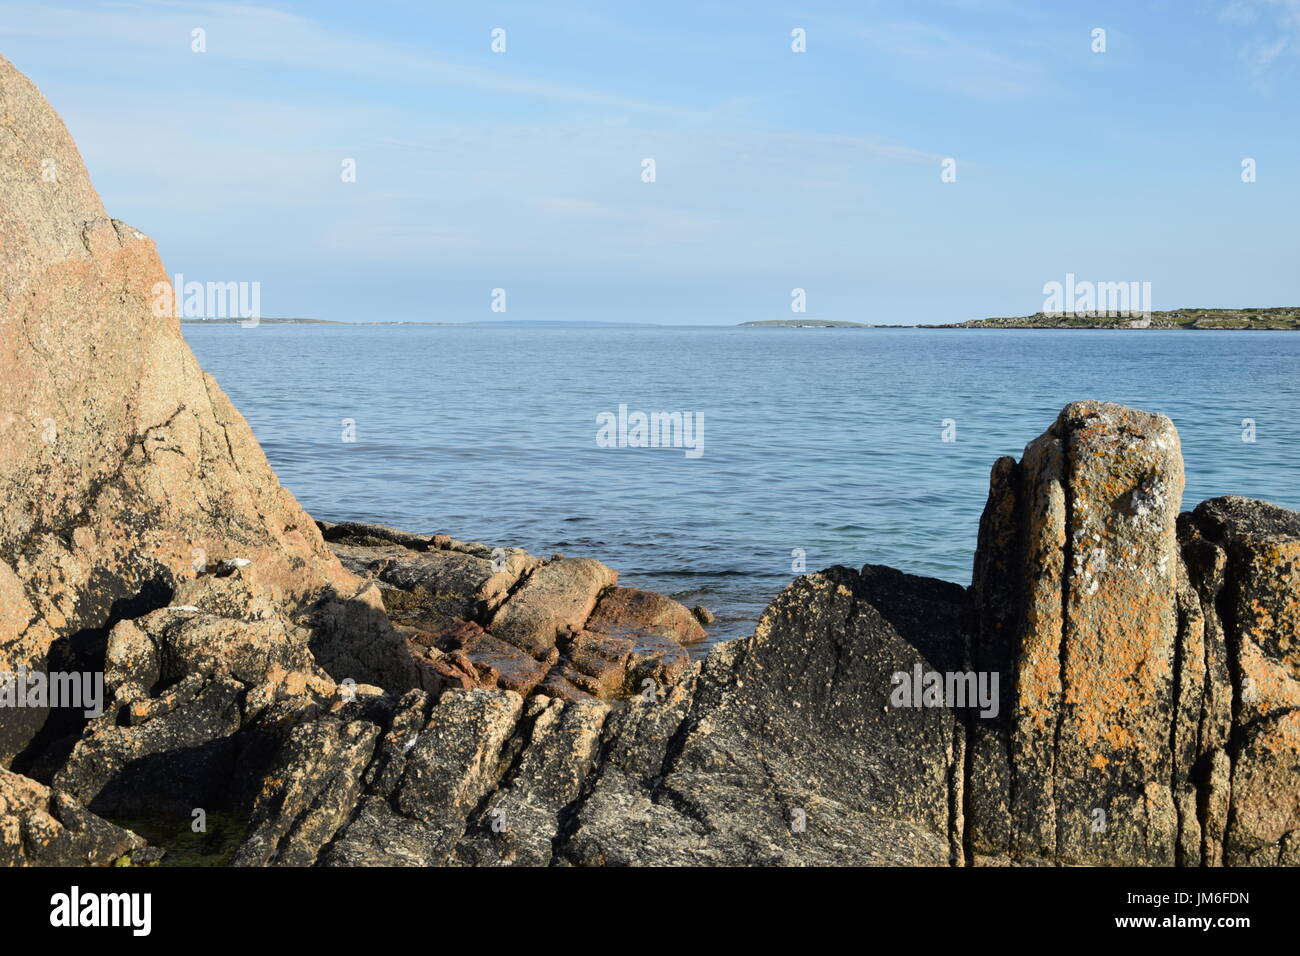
[0,53,384,768]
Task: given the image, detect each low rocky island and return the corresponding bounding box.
[740,310,1300,331]
[932,307,1300,330]
[2,54,1297,867]
[739,319,869,327]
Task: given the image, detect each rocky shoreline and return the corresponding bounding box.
[2,54,1297,867]
[7,438,1299,867]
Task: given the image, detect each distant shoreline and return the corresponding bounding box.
[744,308,1300,330]
[739,319,870,328]
[180,319,657,327]
[181,318,460,326]
[182,307,1300,330]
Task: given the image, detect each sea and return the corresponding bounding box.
[185,324,1300,649]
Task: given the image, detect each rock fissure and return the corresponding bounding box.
[1049,424,1074,866]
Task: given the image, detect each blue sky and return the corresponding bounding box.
[3,0,1298,324]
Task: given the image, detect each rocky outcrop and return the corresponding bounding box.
[320,522,705,703]
[1,55,1295,867]
[967,402,1187,865]
[0,52,380,770]
[1179,496,1300,866]
[965,404,1299,867]
[213,563,966,867]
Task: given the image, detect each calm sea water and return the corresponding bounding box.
[185,325,1300,646]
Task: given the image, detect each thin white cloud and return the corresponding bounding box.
[0,0,707,117]
[1220,0,1300,74]
[844,19,1052,99]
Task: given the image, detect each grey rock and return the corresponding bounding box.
[1179,496,1300,865]
[232,717,380,867]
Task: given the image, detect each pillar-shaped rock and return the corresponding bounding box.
[971,401,1185,864]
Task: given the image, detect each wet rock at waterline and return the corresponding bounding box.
[316,521,707,703]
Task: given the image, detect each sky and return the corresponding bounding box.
[2,0,1298,324]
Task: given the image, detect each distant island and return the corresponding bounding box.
[181,317,341,324]
[180,318,460,326]
[739,319,869,328]
[924,307,1300,330]
[183,309,1300,330]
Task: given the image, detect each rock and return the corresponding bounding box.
[964,410,1299,869]
[123,845,166,866]
[1179,496,1300,865]
[232,716,380,866]
[317,520,437,551]
[692,605,716,626]
[559,564,969,865]
[542,630,634,699]
[0,54,388,766]
[968,401,1185,865]
[0,767,145,865]
[304,582,423,693]
[321,530,703,703]
[452,697,610,866]
[445,628,553,694]
[330,529,539,632]
[45,569,347,818]
[245,560,965,867]
[489,558,617,657]
[54,672,245,818]
[320,689,526,866]
[588,587,707,645]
